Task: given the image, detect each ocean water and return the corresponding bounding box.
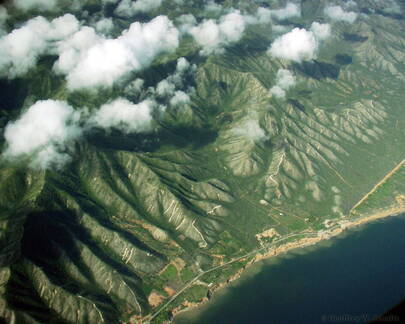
[176,214,405,324]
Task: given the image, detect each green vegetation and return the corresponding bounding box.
[352,162,405,215]
[182,285,207,304]
[180,268,195,283]
[0,1,405,323]
[161,264,179,283]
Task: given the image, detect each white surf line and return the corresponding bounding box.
[145,231,318,323]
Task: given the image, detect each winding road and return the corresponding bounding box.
[143,231,320,323]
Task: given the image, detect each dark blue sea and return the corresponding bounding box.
[176,214,405,324]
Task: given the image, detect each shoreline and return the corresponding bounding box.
[168,204,405,322]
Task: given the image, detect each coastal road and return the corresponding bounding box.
[143,231,320,323]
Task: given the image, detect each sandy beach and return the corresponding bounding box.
[167,203,405,321]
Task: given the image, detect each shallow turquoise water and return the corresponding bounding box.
[176,214,405,324]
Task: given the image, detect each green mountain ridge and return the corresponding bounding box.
[1,1,405,323]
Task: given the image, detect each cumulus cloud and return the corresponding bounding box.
[190,11,246,55]
[47,14,81,40]
[93,57,195,133]
[204,0,223,15]
[324,5,357,23]
[152,57,195,106]
[176,57,190,73]
[156,79,176,96]
[0,17,51,77]
[270,69,296,99]
[3,100,82,169]
[267,22,331,63]
[54,16,179,90]
[0,14,79,78]
[271,3,301,20]
[272,25,288,34]
[268,27,318,62]
[254,7,273,24]
[124,78,144,96]
[251,3,300,24]
[13,0,59,11]
[0,12,178,87]
[53,26,100,76]
[91,98,155,133]
[176,13,197,33]
[310,22,331,40]
[232,118,268,142]
[169,90,190,106]
[95,17,114,35]
[115,0,162,17]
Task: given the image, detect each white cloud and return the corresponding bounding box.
[176,13,197,33]
[269,86,286,98]
[0,14,80,78]
[47,14,81,40]
[13,0,59,11]
[219,11,246,43]
[272,25,288,34]
[95,17,114,35]
[190,10,247,55]
[54,16,179,90]
[156,79,176,96]
[271,3,301,20]
[254,7,273,24]
[251,3,300,25]
[268,27,318,62]
[275,69,296,89]
[64,38,134,89]
[232,119,268,142]
[310,22,331,40]
[270,69,296,99]
[189,20,221,54]
[0,17,50,77]
[176,57,190,73]
[204,0,223,15]
[3,100,82,169]
[324,5,357,23]
[124,78,144,96]
[153,57,195,102]
[115,0,162,17]
[169,90,190,106]
[53,26,101,77]
[91,98,155,133]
